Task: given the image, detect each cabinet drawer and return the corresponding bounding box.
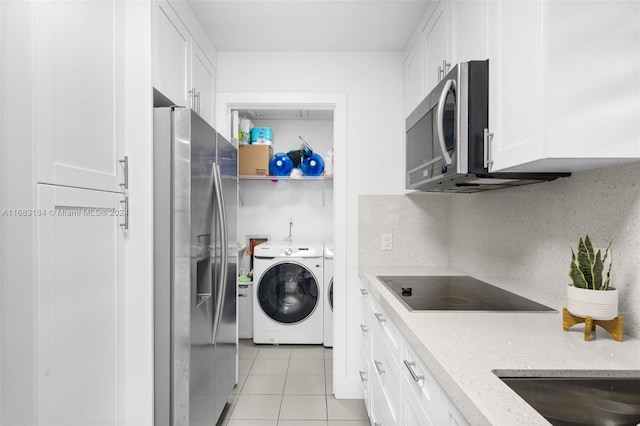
[402,374,435,426]
[401,344,439,424]
[371,333,401,424]
[370,298,401,362]
[370,359,396,426]
[442,391,469,426]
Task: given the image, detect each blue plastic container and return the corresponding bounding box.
[250,127,273,144]
[269,153,294,176]
[300,153,325,176]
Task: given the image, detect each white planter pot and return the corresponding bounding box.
[566,285,618,320]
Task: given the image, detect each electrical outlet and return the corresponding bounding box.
[381,233,393,251]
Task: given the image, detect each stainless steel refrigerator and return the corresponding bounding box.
[153,107,238,426]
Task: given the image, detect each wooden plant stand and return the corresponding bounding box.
[562,308,623,342]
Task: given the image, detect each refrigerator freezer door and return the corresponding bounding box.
[213,133,238,421]
[188,110,218,426]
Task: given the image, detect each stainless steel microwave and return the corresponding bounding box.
[406,60,569,193]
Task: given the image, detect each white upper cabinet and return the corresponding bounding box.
[424,1,453,94]
[152,0,217,127]
[34,0,125,193]
[452,0,488,64]
[486,0,544,172]
[405,0,483,116]
[404,39,426,115]
[487,0,640,173]
[404,0,640,173]
[191,40,217,127]
[153,0,191,108]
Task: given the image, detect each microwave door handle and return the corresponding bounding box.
[436,78,456,166]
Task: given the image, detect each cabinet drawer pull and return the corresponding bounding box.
[373,360,385,375]
[360,288,368,295]
[404,360,425,382]
[374,312,385,323]
[120,196,129,230]
[359,370,367,382]
[360,324,369,332]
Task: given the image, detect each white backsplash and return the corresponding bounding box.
[359,162,640,338]
[358,193,451,268]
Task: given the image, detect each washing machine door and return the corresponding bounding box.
[258,262,319,324]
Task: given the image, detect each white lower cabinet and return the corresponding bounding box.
[371,332,401,425]
[400,345,439,426]
[37,184,126,425]
[402,380,433,426]
[360,281,469,426]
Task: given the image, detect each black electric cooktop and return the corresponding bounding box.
[377,275,555,312]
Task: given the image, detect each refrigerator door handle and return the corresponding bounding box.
[212,163,229,343]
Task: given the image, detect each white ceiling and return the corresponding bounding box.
[186,0,431,52]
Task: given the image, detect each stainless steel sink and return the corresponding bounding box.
[497,374,640,426]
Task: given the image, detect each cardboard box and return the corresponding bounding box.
[239,145,273,176]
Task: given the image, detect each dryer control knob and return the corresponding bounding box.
[284,248,293,256]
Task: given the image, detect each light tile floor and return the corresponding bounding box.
[216,339,370,426]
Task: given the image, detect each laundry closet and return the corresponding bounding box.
[232,106,335,348]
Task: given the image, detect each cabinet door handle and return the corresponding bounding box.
[374,312,385,323]
[189,88,195,109]
[360,288,368,295]
[360,324,369,332]
[119,156,129,190]
[404,360,425,382]
[359,370,367,382]
[438,65,443,82]
[442,59,451,76]
[483,128,494,170]
[120,196,129,230]
[195,91,201,114]
[373,360,385,375]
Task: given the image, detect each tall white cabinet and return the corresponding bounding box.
[1,1,153,424]
[35,2,129,424]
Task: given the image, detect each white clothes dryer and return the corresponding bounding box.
[323,243,334,347]
[252,241,324,344]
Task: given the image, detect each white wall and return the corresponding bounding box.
[358,193,450,268]
[358,162,640,339]
[217,51,406,397]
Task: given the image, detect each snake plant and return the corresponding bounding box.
[568,235,614,290]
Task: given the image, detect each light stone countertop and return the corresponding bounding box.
[358,266,640,426]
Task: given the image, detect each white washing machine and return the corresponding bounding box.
[323,243,334,347]
[253,241,324,344]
